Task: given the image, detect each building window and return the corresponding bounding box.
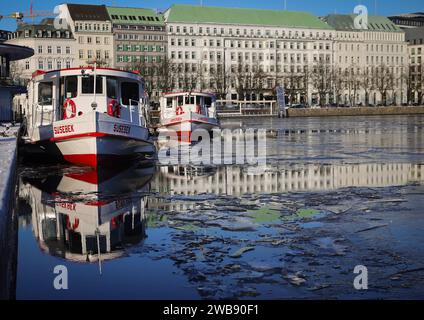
[47,60,53,70]
[66,60,71,68]
[87,37,92,44]
[25,61,30,70]
[87,50,93,59]
[66,47,71,54]
[38,45,42,54]
[104,51,110,59]
[47,46,52,54]
[79,50,84,59]
[38,60,44,69]
[57,60,62,69]
[57,46,62,54]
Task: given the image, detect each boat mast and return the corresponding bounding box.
[92,62,97,110]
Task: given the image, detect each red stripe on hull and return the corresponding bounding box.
[63,154,98,167]
[51,132,107,142]
[63,154,140,168]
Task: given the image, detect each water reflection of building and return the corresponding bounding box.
[19,165,154,264]
[153,163,424,197]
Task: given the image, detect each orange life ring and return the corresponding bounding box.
[108,99,121,118]
[176,106,184,116]
[63,99,76,120]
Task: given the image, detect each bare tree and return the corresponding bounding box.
[344,65,362,106]
[330,66,344,106]
[409,61,424,105]
[375,64,395,106]
[362,66,375,106]
[210,62,230,99]
[157,57,177,94]
[310,60,332,107]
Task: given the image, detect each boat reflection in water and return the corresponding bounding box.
[19,163,155,265]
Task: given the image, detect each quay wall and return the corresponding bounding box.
[287,106,424,117]
[0,125,19,300]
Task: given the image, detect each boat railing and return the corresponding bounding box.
[31,99,58,128]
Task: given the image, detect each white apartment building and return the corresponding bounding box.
[6,18,75,82]
[405,26,424,104]
[59,3,114,67]
[325,14,408,106]
[164,4,336,104]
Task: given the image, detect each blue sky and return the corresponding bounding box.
[0,0,422,31]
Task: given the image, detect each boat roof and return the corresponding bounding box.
[32,67,143,82]
[162,91,215,98]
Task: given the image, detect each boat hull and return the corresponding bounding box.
[22,112,155,168]
[158,112,220,143]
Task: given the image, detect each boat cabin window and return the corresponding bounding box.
[38,82,53,105]
[121,82,139,105]
[177,96,184,106]
[166,97,173,108]
[204,97,212,108]
[196,96,202,105]
[185,96,195,104]
[82,75,103,94]
[64,76,77,99]
[107,77,118,99]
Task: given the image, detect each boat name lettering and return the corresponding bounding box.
[54,125,75,135]
[113,124,131,134]
[57,203,76,211]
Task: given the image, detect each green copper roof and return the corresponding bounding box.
[106,7,164,26]
[324,14,403,32]
[165,5,333,30]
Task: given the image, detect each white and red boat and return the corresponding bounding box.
[158,92,220,142]
[20,67,155,167]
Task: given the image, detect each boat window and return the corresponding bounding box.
[166,98,173,108]
[64,76,77,99]
[82,75,103,94]
[107,77,118,99]
[38,82,53,105]
[204,97,212,108]
[196,96,202,105]
[185,96,195,104]
[121,82,139,105]
[177,96,184,106]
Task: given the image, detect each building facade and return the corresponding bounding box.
[324,14,408,106]
[5,19,75,82]
[164,4,335,104]
[405,27,424,104]
[60,4,114,67]
[106,6,167,101]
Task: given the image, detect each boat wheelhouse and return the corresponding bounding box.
[21,67,155,167]
[158,91,220,142]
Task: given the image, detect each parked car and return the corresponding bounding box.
[290,104,307,109]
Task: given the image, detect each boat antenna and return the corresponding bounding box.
[92,62,98,110]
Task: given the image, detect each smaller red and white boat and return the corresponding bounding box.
[20,66,155,167]
[158,92,220,142]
